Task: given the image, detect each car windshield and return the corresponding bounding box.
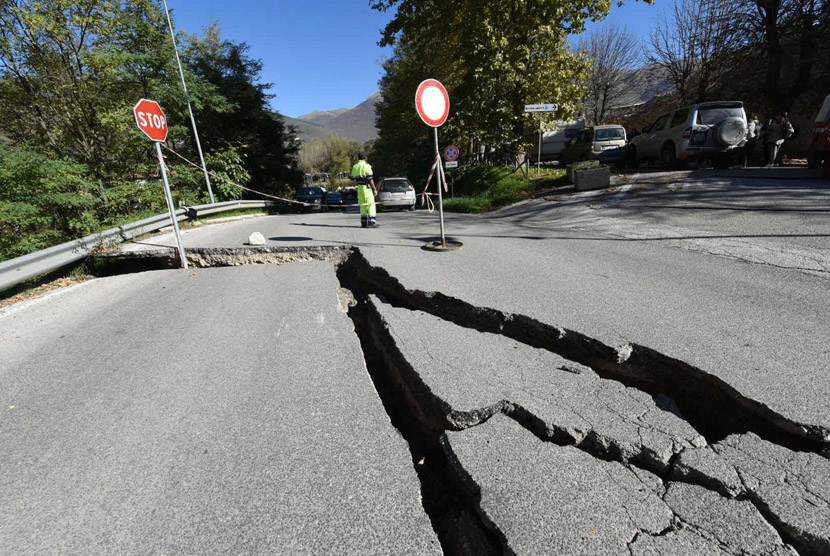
[696,106,743,125]
[298,188,320,195]
[595,128,625,141]
[383,179,410,192]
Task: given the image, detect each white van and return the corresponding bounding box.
[529,120,586,163]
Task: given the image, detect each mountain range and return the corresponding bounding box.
[282,66,668,144]
[284,92,382,145]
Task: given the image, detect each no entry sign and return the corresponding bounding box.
[415,79,450,127]
[133,99,168,142]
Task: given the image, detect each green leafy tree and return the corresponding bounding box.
[370,0,652,171]
[299,135,361,177]
[0,1,225,188]
[183,23,301,194]
[0,144,99,259]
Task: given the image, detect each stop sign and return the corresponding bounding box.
[133,98,168,142]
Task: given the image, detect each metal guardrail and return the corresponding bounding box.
[0,200,276,293]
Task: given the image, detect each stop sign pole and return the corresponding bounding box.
[133,99,188,269]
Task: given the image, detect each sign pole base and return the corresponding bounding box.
[433,127,446,248]
[155,142,188,269]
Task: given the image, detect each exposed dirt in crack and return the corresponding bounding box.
[337,248,829,457]
[88,246,349,277]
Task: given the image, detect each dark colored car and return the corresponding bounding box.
[293,187,325,212]
[325,190,344,210]
[342,188,358,209]
[293,187,344,212]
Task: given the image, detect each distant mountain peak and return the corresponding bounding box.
[298,107,350,123]
[294,93,381,144]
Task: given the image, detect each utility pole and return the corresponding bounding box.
[162,0,215,204]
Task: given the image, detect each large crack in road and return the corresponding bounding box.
[85,245,829,555]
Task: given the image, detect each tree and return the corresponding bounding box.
[0,0,220,187]
[578,23,643,124]
[0,144,100,259]
[649,0,740,104]
[733,0,829,113]
[371,0,652,169]
[299,135,361,178]
[183,23,301,194]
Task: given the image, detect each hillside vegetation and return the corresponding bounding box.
[0,2,299,262]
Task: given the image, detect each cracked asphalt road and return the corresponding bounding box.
[1,168,828,553]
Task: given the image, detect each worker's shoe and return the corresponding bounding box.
[360,216,368,228]
[367,217,379,228]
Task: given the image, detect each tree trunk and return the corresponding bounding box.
[760,0,783,112]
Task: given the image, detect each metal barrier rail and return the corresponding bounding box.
[0,200,277,293]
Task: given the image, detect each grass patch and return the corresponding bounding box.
[442,166,567,213]
[1,260,95,307]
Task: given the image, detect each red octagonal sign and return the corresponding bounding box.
[133,98,168,142]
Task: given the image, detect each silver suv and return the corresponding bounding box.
[628,101,748,169]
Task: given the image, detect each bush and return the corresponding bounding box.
[0,145,100,260]
[440,165,566,213]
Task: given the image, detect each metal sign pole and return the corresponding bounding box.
[434,127,446,248]
[538,113,542,177]
[162,0,215,204]
[154,142,188,269]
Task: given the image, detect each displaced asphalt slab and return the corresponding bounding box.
[445,417,800,554]
[116,198,830,434]
[372,298,706,471]
[0,263,439,554]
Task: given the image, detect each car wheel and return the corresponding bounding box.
[626,146,639,169]
[409,203,415,211]
[660,143,678,170]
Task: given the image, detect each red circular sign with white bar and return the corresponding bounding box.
[133,98,168,142]
[415,79,450,128]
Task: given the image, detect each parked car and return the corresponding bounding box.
[324,190,344,210]
[627,101,748,170]
[342,187,358,208]
[807,94,830,178]
[559,125,627,167]
[293,186,327,212]
[377,178,416,211]
[529,119,586,163]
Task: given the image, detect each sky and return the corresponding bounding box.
[170,0,662,119]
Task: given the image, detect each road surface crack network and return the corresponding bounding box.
[334,247,827,555]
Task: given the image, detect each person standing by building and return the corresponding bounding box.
[351,151,379,228]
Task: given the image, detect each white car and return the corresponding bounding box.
[377,178,416,211]
[628,101,748,169]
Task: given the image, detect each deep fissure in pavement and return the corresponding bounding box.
[337,248,829,457]
[340,288,513,555]
[336,260,812,555]
[81,245,826,554]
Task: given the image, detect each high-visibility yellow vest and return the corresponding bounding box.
[351,160,373,185]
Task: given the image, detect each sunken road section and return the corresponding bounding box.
[83,245,829,554]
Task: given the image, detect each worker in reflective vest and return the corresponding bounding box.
[351,151,379,228]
